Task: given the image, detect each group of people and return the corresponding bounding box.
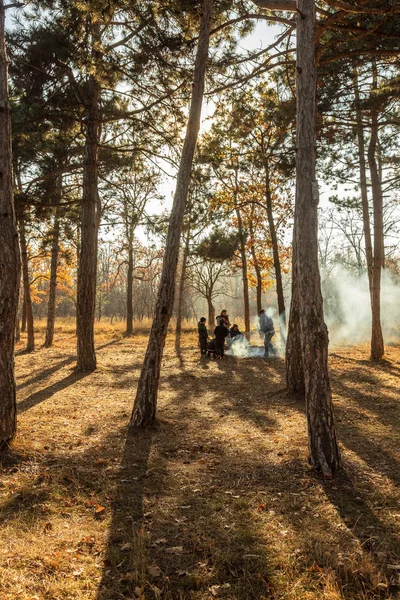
[197,308,275,360]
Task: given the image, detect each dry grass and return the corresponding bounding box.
[0,321,399,599]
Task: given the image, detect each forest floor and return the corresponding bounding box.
[1,321,400,600]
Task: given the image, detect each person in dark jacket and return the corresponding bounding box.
[258,309,275,357]
[207,338,217,358]
[216,309,230,328]
[214,321,229,359]
[198,317,208,356]
[229,324,242,339]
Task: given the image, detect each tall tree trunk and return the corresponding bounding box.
[15,315,21,342]
[234,166,250,337]
[285,246,304,396]
[130,0,214,428]
[265,160,286,323]
[175,223,191,354]
[0,0,20,448]
[368,60,384,361]
[377,143,385,269]
[76,69,101,372]
[353,64,373,294]
[249,218,262,313]
[21,297,26,332]
[294,0,340,476]
[235,204,251,338]
[126,240,134,336]
[207,296,215,328]
[18,215,35,353]
[44,178,62,347]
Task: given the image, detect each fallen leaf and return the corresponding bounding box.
[134,585,145,598]
[95,458,109,466]
[120,542,132,551]
[94,505,106,520]
[210,585,221,596]
[73,568,84,577]
[119,572,136,581]
[209,583,230,596]
[166,546,183,555]
[154,537,167,545]
[147,564,162,578]
[43,521,52,534]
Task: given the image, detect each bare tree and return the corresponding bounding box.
[188,260,226,326]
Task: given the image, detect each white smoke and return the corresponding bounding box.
[322,266,400,346]
[226,335,265,357]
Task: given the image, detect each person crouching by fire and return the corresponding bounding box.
[229,324,243,340]
[198,317,208,357]
[258,309,275,358]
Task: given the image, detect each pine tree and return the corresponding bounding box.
[0,0,21,448]
[130,0,214,427]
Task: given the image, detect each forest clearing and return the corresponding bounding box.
[1,321,399,600]
[1,0,400,599]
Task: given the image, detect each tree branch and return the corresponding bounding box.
[252,0,296,11]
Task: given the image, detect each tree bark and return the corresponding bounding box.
[175,223,191,354]
[249,217,262,313]
[44,177,62,347]
[368,60,384,361]
[130,0,214,428]
[235,203,251,338]
[125,241,134,336]
[76,67,101,372]
[294,0,340,476]
[18,215,35,353]
[207,296,215,328]
[353,64,373,295]
[285,243,304,396]
[15,315,21,342]
[0,0,21,448]
[265,159,286,323]
[21,296,26,332]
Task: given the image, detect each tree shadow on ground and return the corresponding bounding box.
[16,356,77,392]
[241,456,400,599]
[16,338,121,392]
[165,356,287,435]
[96,427,157,600]
[158,354,400,597]
[331,351,400,376]
[322,465,400,596]
[17,370,90,414]
[7,341,400,600]
[330,369,400,486]
[95,409,276,600]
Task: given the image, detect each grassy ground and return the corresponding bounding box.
[0,320,399,599]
